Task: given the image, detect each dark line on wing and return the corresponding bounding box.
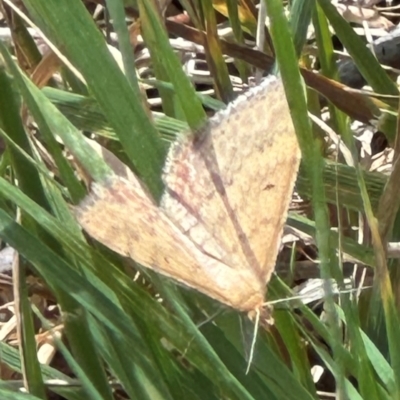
[164,187,234,266]
[193,130,262,278]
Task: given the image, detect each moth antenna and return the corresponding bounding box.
[245,307,260,375]
[263,284,372,306]
[181,309,225,359]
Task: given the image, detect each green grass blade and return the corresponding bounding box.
[33,307,113,400]
[316,0,397,96]
[22,0,166,198]
[200,0,234,102]
[289,0,314,56]
[0,209,176,399]
[0,43,111,187]
[17,266,46,398]
[137,0,206,129]
[265,0,346,394]
[104,0,140,91]
[0,61,51,209]
[0,389,41,400]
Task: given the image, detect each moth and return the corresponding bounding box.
[76,76,300,314]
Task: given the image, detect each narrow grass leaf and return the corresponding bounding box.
[16,266,46,399]
[200,0,234,102]
[137,0,206,129]
[316,0,398,96]
[0,209,175,399]
[22,0,166,198]
[289,0,314,56]
[265,1,346,393]
[0,61,51,209]
[0,43,111,187]
[33,307,113,400]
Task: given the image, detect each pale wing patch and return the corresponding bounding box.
[162,77,300,284]
[162,135,249,270]
[213,79,300,283]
